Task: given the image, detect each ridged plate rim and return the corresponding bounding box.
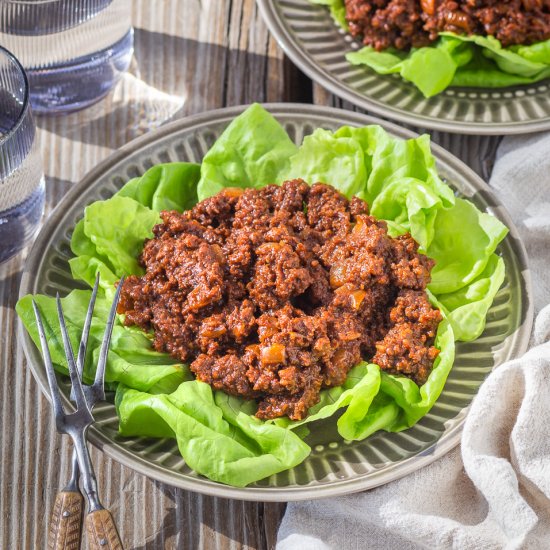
[18,103,533,501]
[257,0,550,135]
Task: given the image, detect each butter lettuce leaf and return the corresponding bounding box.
[347,37,472,98]
[284,128,368,199]
[427,198,508,294]
[197,103,298,201]
[436,254,506,341]
[83,195,160,277]
[439,33,550,78]
[116,382,310,487]
[117,162,201,212]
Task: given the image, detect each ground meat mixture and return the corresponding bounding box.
[345,0,550,51]
[118,180,442,420]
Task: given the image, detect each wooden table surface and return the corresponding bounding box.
[0,1,501,548]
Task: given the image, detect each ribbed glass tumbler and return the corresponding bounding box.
[0,45,44,263]
[0,0,134,114]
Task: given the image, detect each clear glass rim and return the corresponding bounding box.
[0,44,31,149]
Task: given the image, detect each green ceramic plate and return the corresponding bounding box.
[19,104,533,501]
[258,0,550,135]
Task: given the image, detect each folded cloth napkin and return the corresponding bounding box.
[277,132,550,550]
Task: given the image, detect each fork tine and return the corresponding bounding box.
[78,272,99,375]
[32,300,65,421]
[70,273,100,402]
[56,293,89,414]
[93,276,124,395]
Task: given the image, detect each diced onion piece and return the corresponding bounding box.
[261,343,286,364]
[420,0,435,15]
[352,216,367,234]
[211,244,224,263]
[444,11,470,30]
[313,337,331,355]
[258,315,278,339]
[329,263,348,288]
[350,290,367,310]
[278,367,299,392]
[202,326,226,338]
[340,331,361,341]
[334,283,351,295]
[245,344,261,355]
[223,187,245,198]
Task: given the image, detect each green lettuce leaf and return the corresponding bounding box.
[347,37,472,98]
[439,33,550,78]
[69,254,119,300]
[82,195,160,277]
[69,195,160,300]
[510,39,550,64]
[450,65,550,88]
[347,34,550,97]
[197,103,298,201]
[70,163,201,296]
[285,128,370,199]
[117,162,201,212]
[69,217,119,298]
[435,254,506,341]
[116,382,310,487]
[427,198,508,294]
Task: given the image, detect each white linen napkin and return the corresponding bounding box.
[277,132,550,550]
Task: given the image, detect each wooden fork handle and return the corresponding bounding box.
[48,491,84,550]
[86,509,124,549]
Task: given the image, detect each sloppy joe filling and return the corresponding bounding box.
[345,0,550,51]
[118,180,442,420]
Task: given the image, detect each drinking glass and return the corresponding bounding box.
[0,45,44,262]
[0,0,134,114]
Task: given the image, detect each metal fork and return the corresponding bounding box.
[32,274,124,550]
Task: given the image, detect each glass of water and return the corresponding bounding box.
[0,0,134,114]
[0,45,44,262]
